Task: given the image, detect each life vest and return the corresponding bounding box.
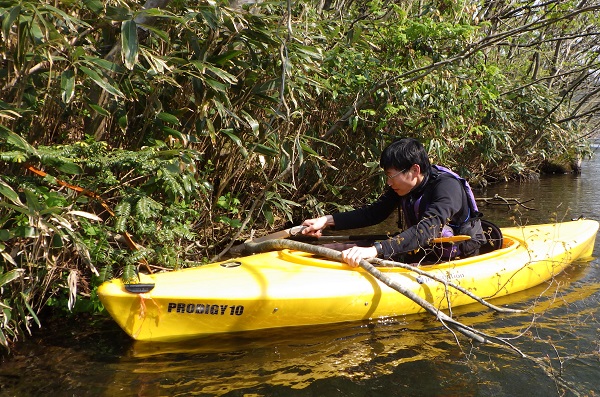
[401,164,481,236]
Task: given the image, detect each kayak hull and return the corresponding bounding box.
[98,219,599,342]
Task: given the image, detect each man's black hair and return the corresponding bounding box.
[379,138,431,175]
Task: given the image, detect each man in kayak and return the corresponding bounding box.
[301,138,486,267]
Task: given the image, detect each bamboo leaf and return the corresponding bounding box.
[13,226,37,238]
[20,293,41,328]
[79,66,125,98]
[204,77,228,92]
[2,251,17,266]
[157,112,180,125]
[66,210,103,222]
[121,20,139,70]
[0,126,36,156]
[253,143,279,157]
[2,5,21,42]
[60,69,75,104]
[221,129,248,158]
[209,50,244,65]
[105,6,131,21]
[89,103,110,117]
[82,0,103,14]
[241,111,260,135]
[0,328,8,350]
[0,179,23,206]
[203,64,238,84]
[0,269,24,288]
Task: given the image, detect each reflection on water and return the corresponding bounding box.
[2,158,600,396]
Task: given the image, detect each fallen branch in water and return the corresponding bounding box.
[242,239,525,356]
[476,194,536,210]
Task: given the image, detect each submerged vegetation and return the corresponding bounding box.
[0,0,599,350]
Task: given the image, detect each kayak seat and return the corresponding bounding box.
[479,219,504,254]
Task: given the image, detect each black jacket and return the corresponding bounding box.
[332,168,485,259]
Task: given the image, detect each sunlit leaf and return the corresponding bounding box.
[67,210,103,222]
[121,20,139,70]
[204,77,228,92]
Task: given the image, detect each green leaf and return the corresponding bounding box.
[221,129,248,158]
[2,5,21,43]
[0,179,23,206]
[209,50,244,65]
[0,269,23,287]
[0,229,11,241]
[204,77,228,92]
[114,201,131,233]
[121,20,139,70]
[262,203,274,226]
[79,66,125,98]
[56,161,83,175]
[0,328,8,350]
[292,44,323,60]
[241,111,260,135]
[82,0,103,14]
[0,126,36,155]
[13,226,37,238]
[89,103,110,117]
[157,112,180,125]
[60,69,75,103]
[203,64,238,84]
[253,143,279,157]
[105,6,131,21]
[20,292,41,328]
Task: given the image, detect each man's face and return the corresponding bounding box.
[385,165,421,196]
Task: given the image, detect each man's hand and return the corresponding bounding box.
[301,215,334,237]
[341,246,378,268]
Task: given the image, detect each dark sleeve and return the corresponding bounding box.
[379,177,465,258]
[331,188,400,231]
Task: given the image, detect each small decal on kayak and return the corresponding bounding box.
[446,272,465,280]
[167,303,245,316]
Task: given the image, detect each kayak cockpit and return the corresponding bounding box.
[277,236,520,271]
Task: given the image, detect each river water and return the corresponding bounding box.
[2,156,600,397]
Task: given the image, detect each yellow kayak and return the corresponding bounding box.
[98,219,599,342]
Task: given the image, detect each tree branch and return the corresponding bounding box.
[240,238,526,355]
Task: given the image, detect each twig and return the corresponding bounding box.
[477,194,536,210]
[369,257,523,314]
